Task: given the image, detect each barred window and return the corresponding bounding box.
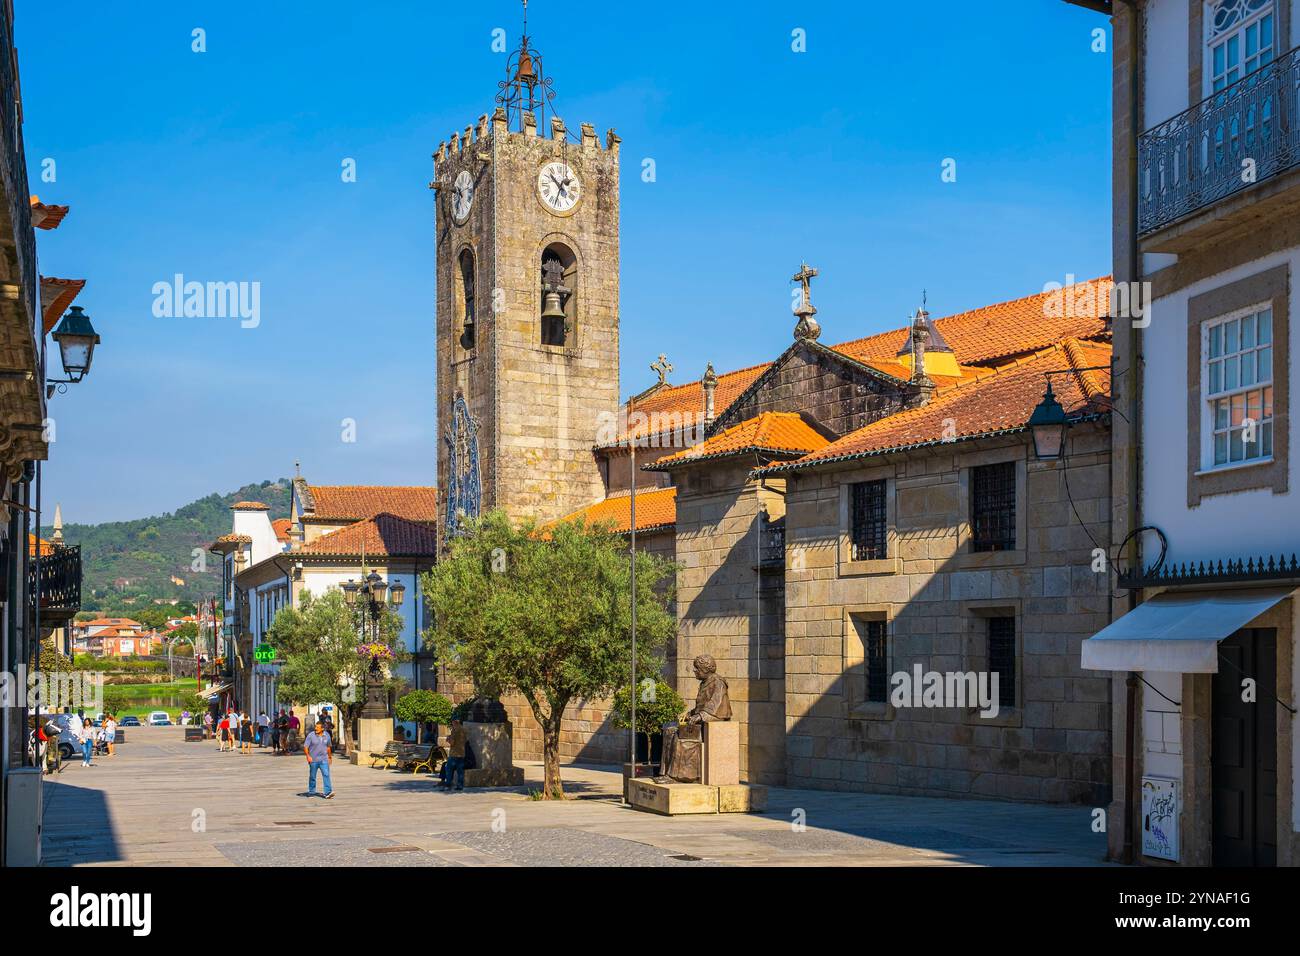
[987,616,1016,707]
[864,619,889,704]
[850,479,888,560]
[970,461,1016,552]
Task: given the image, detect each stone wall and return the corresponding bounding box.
[673,460,787,784]
[781,425,1112,803]
[712,343,906,441]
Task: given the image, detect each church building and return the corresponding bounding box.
[434,23,1118,803]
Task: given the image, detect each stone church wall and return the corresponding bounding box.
[781,426,1112,803]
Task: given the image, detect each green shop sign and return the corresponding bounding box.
[253,644,276,663]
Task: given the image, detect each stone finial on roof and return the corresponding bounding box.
[52,504,63,544]
[792,262,820,341]
[702,362,718,425]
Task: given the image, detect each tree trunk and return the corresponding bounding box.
[542,718,564,799]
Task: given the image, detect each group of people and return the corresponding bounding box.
[200,706,327,756]
[31,712,115,771]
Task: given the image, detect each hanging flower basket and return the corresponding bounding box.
[356,643,393,660]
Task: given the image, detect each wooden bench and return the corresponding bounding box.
[397,743,444,775]
[369,740,404,769]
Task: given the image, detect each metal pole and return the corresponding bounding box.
[628,408,637,789]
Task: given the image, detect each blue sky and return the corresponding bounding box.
[23,0,1112,523]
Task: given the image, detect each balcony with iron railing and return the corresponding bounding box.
[29,544,82,624]
[758,516,785,570]
[1138,44,1300,242]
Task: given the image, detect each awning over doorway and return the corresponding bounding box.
[197,683,231,699]
[1081,587,1293,673]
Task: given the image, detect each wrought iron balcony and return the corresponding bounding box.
[30,545,82,623]
[1138,44,1300,236]
[758,516,785,569]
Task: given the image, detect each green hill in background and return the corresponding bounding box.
[43,479,292,614]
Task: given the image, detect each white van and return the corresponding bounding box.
[147,711,171,726]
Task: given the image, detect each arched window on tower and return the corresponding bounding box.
[539,243,576,346]
[457,249,476,351]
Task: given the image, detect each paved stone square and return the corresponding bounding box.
[40,727,1110,867]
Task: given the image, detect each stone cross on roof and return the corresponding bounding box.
[792,262,821,341]
[650,353,673,385]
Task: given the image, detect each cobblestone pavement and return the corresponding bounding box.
[40,727,1110,867]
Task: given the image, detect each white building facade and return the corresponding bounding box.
[1078,0,1299,867]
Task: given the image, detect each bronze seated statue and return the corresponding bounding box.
[657,654,732,784]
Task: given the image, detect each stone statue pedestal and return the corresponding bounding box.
[357,717,393,765]
[702,721,739,786]
[626,778,768,816]
[462,720,524,787]
[356,712,390,764]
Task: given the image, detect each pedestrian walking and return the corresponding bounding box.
[257,711,270,747]
[271,710,284,754]
[103,715,117,757]
[203,711,213,740]
[303,721,333,798]
[79,717,94,766]
[240,717,254,754]
[218,713,230,751]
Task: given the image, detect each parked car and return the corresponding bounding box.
[120,716,142,727]
[147,712,172,726]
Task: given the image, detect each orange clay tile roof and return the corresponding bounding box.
[615,364,769,448]
[209,533,252,552]
[297,513,438,558]
[832,277,1112,367]
[39,277,86,335]
[271,518,292,541]
[28,534,53,557]
[230,501,270,510]
[30,197,70,230]
[604,278,1111,449]
[555,486,678,534]
[82,618,143,628]
[650,412,830,469]
[305,485,439,523]
[760,339,1111,472]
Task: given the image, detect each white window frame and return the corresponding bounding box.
[1205,0,1278,95]
[1201,303,1275,470]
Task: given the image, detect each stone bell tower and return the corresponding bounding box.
[433,14,620,542]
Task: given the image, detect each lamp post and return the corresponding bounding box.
[1027,380,1069,460]
[1026,367,1112,461]
[342,571,405,718]
[47,305,101,396]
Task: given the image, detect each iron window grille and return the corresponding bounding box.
[850,480,888,560]
[971,462,1016,552]
[987,616,1016,708]
[864,619,889,704]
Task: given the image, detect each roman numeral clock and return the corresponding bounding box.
[537,161,580,214]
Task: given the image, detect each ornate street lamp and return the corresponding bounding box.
[49,306,101,389]
[1027,380,1069,460]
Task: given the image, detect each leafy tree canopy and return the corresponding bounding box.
[423,510,676,798]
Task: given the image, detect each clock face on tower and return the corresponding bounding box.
[537,161,581,214]
[451,169,474,224]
